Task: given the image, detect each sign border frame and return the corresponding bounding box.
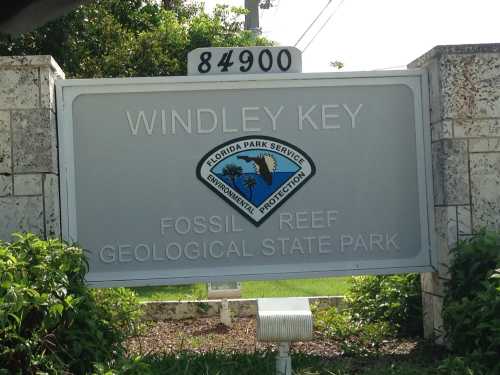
[56,70,435,287]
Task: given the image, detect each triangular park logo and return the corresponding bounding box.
[196,136,316,226]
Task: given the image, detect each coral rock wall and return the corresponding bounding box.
[409,44,500,342]
[0,56,64,240]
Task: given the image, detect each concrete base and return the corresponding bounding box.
[141,296,345,321]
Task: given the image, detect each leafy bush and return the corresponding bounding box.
[93,355,152,375]
[443,230,500,374]
[437,356,489,375]
[346,274,423,336]
[313,273,422,355]
[0,233,143,374]
[313,306,395,356]
[314,305,353,339]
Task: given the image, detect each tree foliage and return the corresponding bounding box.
[0,0,271,78]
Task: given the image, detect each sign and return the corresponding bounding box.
[188,47,302,75]
[56,71,435,287]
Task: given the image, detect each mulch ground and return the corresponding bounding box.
[126,317,420,358]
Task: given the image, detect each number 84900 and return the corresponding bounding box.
[189,47,300,75]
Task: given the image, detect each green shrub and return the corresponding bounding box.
[314,305,354,339]
[313,306,395,356]
[345,274,423,336]
[93,355,152,375]
[437,356,489,375]
[443,230,500,374]
[313,273,422,355]
[0,233,143,374]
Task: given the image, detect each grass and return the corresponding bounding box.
[242,277,350,298]
[131,277,351,302]
[131,284,207,302]
[113,350,445,375]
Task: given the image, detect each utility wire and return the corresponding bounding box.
[294,0,332,47]
[274,0,282,16]
[373,64,407,70]
[302,0,345,53]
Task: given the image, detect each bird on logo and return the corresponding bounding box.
[237,154,277,185]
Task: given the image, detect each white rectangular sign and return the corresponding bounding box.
[57,71,435,287]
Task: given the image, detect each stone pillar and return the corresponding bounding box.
[409,44,500,342]
[0,56,64,241]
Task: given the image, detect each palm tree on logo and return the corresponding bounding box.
[222,164,244,195]
[243,176,257,203]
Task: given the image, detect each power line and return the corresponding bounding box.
[302,0,345,53]
[373,64,407,71]
[272,0,281,16]
[294,0,332,47]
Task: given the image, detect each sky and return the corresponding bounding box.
[201,0,499,72]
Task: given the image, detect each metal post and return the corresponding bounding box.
[220,298,233,327]
[276,342,292,375]
[244,0,260,36]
